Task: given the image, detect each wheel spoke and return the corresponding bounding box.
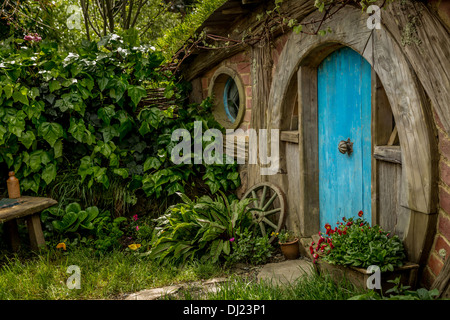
[263,207,281,217]
[251,190,259,208]
[259,221,266,237]
[242,182,286,244]
[259,186,267,209]
[262,217,278,230]
[262,193,278,211]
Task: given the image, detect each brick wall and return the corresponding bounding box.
[422,111,450,287]
[198,33,289,131]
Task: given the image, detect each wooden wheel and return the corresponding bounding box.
[242,182,286,243]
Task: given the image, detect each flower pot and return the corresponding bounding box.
[279,238,300,260]
[315,260,419,294]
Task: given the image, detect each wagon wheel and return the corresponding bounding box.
[242,182,286,243]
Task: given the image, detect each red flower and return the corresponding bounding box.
[358,211,363,217]
[325,223,331,230]
[309,246,314,254]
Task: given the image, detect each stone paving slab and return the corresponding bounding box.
[122,259,314,300]
[256,258,315,286]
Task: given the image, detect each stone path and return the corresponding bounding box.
[122,257,314,300]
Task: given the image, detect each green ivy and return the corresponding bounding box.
[0,34,240,201]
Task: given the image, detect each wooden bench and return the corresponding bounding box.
[0,196,57,251]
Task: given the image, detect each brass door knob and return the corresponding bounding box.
[338,138,353,155]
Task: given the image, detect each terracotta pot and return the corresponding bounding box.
[279,238,300,260]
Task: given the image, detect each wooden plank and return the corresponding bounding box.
[377,161,401,233]
[297,66,319,236]
[285,142,301,233]
[373,145,402,164]
[0,196,58,223]
[387,126,398,146]
[280,130,299,143]
[26,213,46,251]
[383,1,450,134]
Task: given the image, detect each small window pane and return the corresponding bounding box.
[223,78,240,122]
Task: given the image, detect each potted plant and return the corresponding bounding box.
[311,211,419,293]
[277,230,300,260]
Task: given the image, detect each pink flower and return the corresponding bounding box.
[229,237,235,242]
[136,225,139,231]
[133,214,138,221]
[24,35,34,41]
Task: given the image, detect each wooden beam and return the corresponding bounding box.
[373,145,402,164]
[26,213,46,251]
[280,130,299,143]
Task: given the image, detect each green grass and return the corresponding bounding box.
[0,247,228,300]
[172,270,365,300]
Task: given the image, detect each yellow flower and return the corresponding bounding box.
[56,243,66,250]
[128,243,141,250]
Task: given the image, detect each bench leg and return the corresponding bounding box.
[4,220,21,252]
[26,213,46,251]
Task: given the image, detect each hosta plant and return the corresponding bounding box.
[311,211,406,272]
[147,192,255,265]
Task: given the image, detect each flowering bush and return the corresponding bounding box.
[311,211,406,272]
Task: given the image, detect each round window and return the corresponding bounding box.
[223,78,240,122]
[208,67,245,129]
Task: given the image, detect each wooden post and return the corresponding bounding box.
[26,213,46,251]
[3,220,21,252]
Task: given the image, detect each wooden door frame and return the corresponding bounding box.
[266,6,438,264]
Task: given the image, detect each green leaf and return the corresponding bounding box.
[49,80,61,92]
[38,122,64,147]
[42,163,57,185]
[113,168,129,178]
[53,140,63,158]
[19,131,36,149]
[3,84,13,99]
[97,77,109,92]
[128,85,147,107]
[12,87,29,105]
[98,105,115,125]
[66,202,82,214]
[100,125,119,143]
[143,157,161,172]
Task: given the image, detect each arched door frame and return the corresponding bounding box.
[267,6,438,264]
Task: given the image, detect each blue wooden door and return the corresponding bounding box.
[318,47,372,229]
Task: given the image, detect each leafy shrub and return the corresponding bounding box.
[350,276,440,300]
[226,229,274,265]
[311,211,406,272]
[147,192,255,264]
[0,34,239,209]
[41,202,128,252]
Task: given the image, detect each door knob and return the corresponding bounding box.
[338,138,353,155]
